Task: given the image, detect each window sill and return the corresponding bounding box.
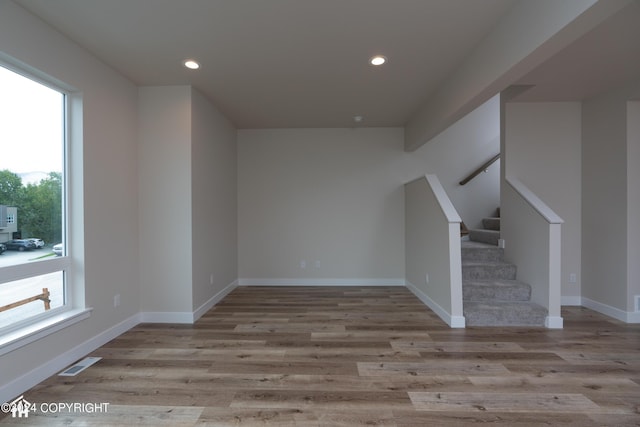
[0,308,92,357]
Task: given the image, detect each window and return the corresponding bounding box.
[0,62,80,341]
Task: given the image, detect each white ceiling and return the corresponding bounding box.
[513,1,640,102]
[16,0,516,128]
[15,0,640,129]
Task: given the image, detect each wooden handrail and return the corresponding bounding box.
[0,288,50,313]
[459,153,500,186]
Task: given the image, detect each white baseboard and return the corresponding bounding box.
[238,278,405,287]
[139,311,194,324]
[405,281,465,328]
[0,313,141,403]
[628,311,640,323]
[545,316,564,329]
[140,280,239,324]
[582,297,640,323]
[193,280,238,321]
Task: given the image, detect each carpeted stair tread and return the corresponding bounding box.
[463,279,531,302]
[463,301,547,327]
[461,240,496,249]
[462,261,516,281]
[468,228,500,245]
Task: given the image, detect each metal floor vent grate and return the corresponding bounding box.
[58,357,102,376]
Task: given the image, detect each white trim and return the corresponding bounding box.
[627,311,640,323]
[449,316,466,328]
[405,281,465,328]
[424,175,462,224]
[545,316,564,329]
[238,278,406,287]
[0,312,140,403]
[192,280,238,321]
[505,176,564,224]
[140,279,239,324]
[0,257,70,285]
[547,223,562,319]
[139,311,194,324]
[448,222,464,321]
[561,296,582,306]
[582,297,640,324]
[0,308,92,357]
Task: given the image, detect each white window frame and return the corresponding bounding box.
[0,57,89,356]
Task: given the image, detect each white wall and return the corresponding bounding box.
[582,79,640,315]
[0,0,139,392]
[410,95,500,229]
[238,128,405,284]
[628,101,640,316]
[138,86,238,317]
[504,102,582,301]
[191,88,237,311]
[138,86,193,314]
[405,176,463,327]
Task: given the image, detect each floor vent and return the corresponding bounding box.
[58,357,102,376]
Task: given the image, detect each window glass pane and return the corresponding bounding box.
[0,271,64,330]
[0,64,68,333]
[0,65,64,266]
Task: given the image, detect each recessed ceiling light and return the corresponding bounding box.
[369,55,387,66]
[184,60,200,70]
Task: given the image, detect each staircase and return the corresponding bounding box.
[463,209,547,327]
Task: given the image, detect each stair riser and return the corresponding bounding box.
[464,312,547,327]
[461,247,504,262]
[462,265,516,281]
[482,217,501,231]
[465,315,546,327]
[463,302,547,327]
[463,285,530,302]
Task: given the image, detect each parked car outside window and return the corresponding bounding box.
[25,238,45,248]
[3,239,37,251]
[52,243,63,257]
[0,243,6,254]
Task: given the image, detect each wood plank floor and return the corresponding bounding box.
[2,286,640,426]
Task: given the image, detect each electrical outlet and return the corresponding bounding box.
[635,295,640,312]
[569,273,577,284]
[113,294,120,307]
[315,260,321,269]
[425,273,429,284]
[300,260,306,269]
